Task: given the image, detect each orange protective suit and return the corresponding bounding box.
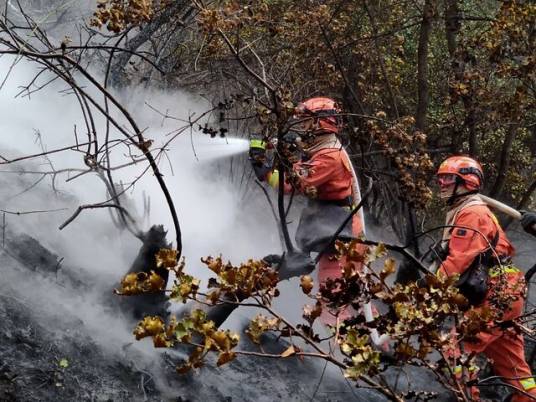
[267,145,366,324]
[267,147,364,236]
[438,200,536,401]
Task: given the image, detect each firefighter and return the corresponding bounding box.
[435,155,536,401]
[249,97,366,324]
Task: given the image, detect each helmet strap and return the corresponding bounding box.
[446,177,479,205]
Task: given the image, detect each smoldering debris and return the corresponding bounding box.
[0,227,392,402]
[0,292,163,402]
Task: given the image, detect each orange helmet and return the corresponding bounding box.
[295,97,341,134]
[437,156,484,190]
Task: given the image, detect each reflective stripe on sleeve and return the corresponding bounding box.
[267,170,279,188]
[488,266,520,278]
[520,378,536,390]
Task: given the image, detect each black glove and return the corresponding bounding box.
[250,160,271,181]
[520,211,536,237]
[249,145,266,162]
[428,242,448,263]
[395,258,423,285]
[277,251,315,281]
[261,254,282,266]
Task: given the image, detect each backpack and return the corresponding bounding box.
[456,231,499,306]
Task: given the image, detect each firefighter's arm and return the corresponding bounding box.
[267,154,336,194]
[249,138,272,181]
[437,211,492,278]
[293,154,336,194]
[248,139,292,193]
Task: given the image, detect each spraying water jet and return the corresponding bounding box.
[190,135,250,162]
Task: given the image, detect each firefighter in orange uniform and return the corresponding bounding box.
[435,155,536,401]
[250,97,366,324]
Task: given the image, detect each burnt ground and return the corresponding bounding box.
[2,225,535,401]
[0,165,456,402]
[0,231,390,402]
[0,291,161,402]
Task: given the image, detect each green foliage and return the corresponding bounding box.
[342,329,381,379]
[118,233,528,401]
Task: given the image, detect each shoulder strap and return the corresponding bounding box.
[481,230,500,266]
[491,229,499,248]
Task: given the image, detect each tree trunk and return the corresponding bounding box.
[503,178,536,229]
[466,108,478,157]
[364,1,400,118]
[110,1,192,86]
[415,0,435,131]
[444,0,460,56]
[443,0,480,157]
[489,124,518,198]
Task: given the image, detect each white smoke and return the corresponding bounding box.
[0,49,294,346]
[0,56,280,260]
[0,4,345,399]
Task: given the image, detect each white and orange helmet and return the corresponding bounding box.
[294,97,342,135]
[437,156,484,190]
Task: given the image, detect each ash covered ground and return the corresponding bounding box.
[0,167,456,402]
[3,206,534,401]
[0,227,388,402]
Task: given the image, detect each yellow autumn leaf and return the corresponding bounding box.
[155,248,177,268]
[380,258,396,280]
[280,345,296,358]
[211,330,229,350]
[216,351,236,366]
[300,275,314,294]
[147,271,165,291]
[133,316,165,340]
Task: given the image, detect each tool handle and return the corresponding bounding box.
[480,194,536,234]
[479,194,522,220]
